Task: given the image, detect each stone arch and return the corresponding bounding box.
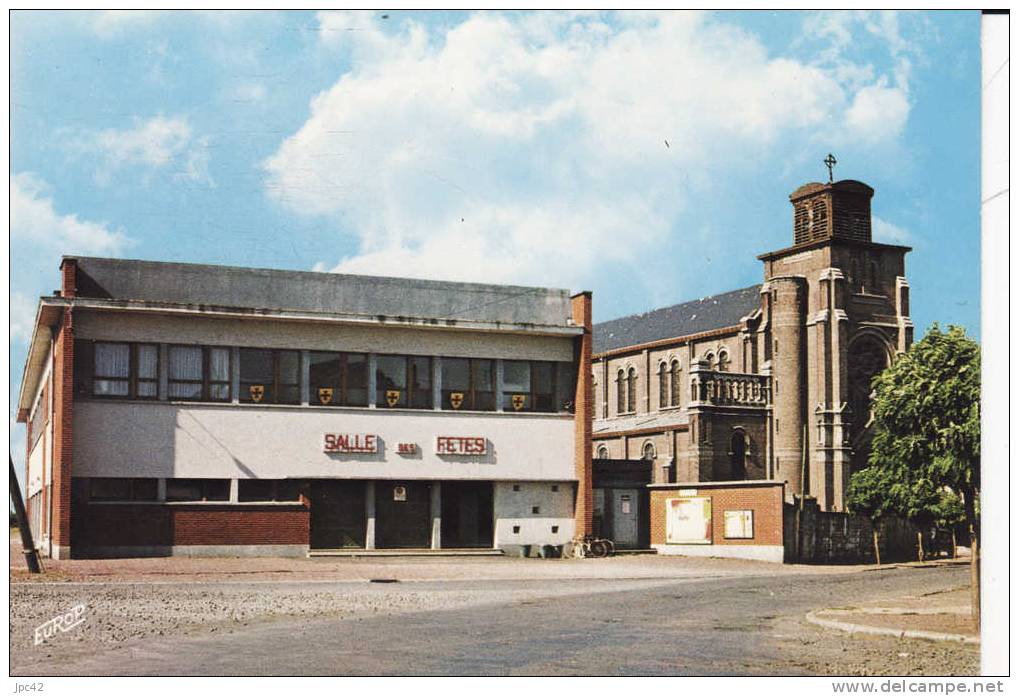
[728,429,749,480]
[847,331,893,435]
[641,440,656,461]
[596,445,609,460]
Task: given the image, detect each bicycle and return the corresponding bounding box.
[563,534,615,559]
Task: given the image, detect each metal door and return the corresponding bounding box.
[610,488,640,548]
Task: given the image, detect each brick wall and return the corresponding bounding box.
[785,498,919,564]
[650,482,785,547]
[50,309,75,555]
[572,292,594,536]
[72,503,310,550]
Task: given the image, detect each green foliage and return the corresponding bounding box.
[868,324,980,498]
[848,325,979,529]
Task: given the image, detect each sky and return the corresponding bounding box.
[8,10,982,462]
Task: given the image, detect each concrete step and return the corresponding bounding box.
[308,548,505,558]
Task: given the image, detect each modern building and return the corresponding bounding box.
[17,257,594,559]
[591,177,913,554]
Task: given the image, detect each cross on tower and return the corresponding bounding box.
[824,153,837,183]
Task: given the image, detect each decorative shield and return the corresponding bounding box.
[249,384,265,403]
[511,394,526,411]
[449,392,465,409]
[385,389,401,407]
[318,387,334,405]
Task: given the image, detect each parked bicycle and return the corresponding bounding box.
[563,534,615,559]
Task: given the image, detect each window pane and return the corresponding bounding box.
[441,358,469,409]
[275,480,301,501]
[240,349,273,402]
[169,382,202,400]
[95,343,129,378]
[208,383,230,401]
[376,355,407,407]
[168,346,203,381]
[137,345,158,379]
[310,352,340,404]
[166,479,204,502]
[137,382,158,398]
[532,362,555,412]
[209,348,231,382]
[131,479,158,501]
[277,351,301,404]
[90,478,132,501]
[203,480,230,501]
[409,356,432,409]
[503,361,530,393]
[344,353,367,406]
[238,479,275,502]
[472,359,495,411]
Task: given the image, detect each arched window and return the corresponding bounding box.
[657,362,668,409]
[670,360,682,406]
[848,337,890,436]
[868,261,880,294]
[626,367,637,413]
[616,369,625,414]
[704,352,715,370]
[642,441,656,461]
[729,431,747,480]
[596,445,609,460]
[717,350,730,373]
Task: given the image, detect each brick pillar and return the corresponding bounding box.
[60,258,77,298]
[571,292,593,536]
[50,308,74,559]
[769,276,806,503]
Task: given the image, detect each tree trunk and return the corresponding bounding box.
[872,526,881,566]
[951,529,958,559]
[917,530,924,562]
[963,488,980,630]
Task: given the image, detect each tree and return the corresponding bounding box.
[846,464,900,565]
[867,324,981,624]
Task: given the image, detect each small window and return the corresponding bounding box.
[89,478,158,502]
[238,479,301,502]
[502,360,556,412]
[441,358,494,411]
[717,351,730,373]
[551,525,559,534]
[669,360,682,406]
[531,506,540,514]
[551,485,559,492]
[166,345,231,402]
[657,362,668,409]
[596,445,609,460]
[512,525,520,534]
[376,355,432,409]
[513,484,521,492]
[93,342,159,399]
[241,349,302,405]
[165,478,230,502]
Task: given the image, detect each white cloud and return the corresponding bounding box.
[91,10,166,37]
[10,172,132,256]
[9,292,37,342]
[64,115,213,186]
[872,215,911,245]
[265,11,914,287]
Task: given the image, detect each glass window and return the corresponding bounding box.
[89,478,158,501]
[310,352,368,407]
[531,361,555,412]
[136,345,159,398]
[658,363,668,409]
[502,360,555,412]
[376,355,407,407]
[408,356,432,409]
[238,479,301,502]
[166,478,230,502]
[471,359,495,411]
[208,347,231,402]
[670,360,682,407]
[616,370,625,414]
[168,345,203,400]
[240,349,299,404]
[94,343,130,396]
[441,358,494,411]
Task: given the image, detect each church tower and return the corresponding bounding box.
[757,167,913,511]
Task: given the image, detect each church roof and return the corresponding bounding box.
[593,284,762,354]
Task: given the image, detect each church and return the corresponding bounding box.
[590,173,913,551]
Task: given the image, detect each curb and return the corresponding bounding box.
[805,609,980,644]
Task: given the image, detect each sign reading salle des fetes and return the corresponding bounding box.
[323,433,486,456]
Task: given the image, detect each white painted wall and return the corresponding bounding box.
[27,431,46,497]
[493,481,575,547]
[75,312,575,362]
[73,401,576,481]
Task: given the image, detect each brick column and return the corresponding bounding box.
[50,308,75,559]
[571,292,593,537]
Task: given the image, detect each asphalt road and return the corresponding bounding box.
[13,562,976,676]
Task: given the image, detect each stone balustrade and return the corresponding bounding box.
[689,370,771,408]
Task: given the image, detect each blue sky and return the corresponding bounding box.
[9,10,981,457]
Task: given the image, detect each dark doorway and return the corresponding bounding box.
[376,481,432,548]
[441,482,494,548]
[730,432,747,479]
[310,480,366,549]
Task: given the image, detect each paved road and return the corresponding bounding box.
[16,562,975,676]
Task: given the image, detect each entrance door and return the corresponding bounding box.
[441,482,494,548]
[310,480,366,549]
[609,488,640,548]
[375,481,432,549]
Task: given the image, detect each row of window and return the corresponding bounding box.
[84,341,565,413]
[609,351,731,415]
[88,477,302,503]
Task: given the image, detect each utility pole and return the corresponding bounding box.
[10,455,42,574]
